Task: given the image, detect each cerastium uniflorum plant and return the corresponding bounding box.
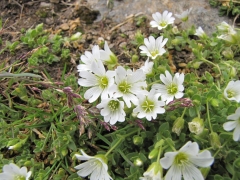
[1,8,240,180]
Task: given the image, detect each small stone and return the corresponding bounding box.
[86,34,93,41]
[178,63,187,68]
[119,42,127,48]
[60,23,69,30]
[39,2,52,8]
[45,17,54,25]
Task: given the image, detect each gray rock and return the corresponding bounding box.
[87,0,232,35]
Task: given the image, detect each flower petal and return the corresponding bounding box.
[189,150,214,167]
[179,141,199,155]
[182,164,204,180]
[223,121,237,131]
[160,152,178,169]
[164,164,182,180]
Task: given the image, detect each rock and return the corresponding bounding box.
[39,2,52,9]
[60,23,70,30]
[87,0,233,35]
[45,17,54,25]
[178,63,187,68]
[119,42,127,48]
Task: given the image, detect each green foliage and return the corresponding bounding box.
[209,0,240,17]
[2,7,240,180]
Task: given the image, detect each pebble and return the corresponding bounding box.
[178,63,187,68]
[119,42,127,48]
[60,23,70,30]
[39,2,52,9]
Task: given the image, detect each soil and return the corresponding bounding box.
[0,0,199,81]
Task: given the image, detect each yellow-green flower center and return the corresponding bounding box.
[174,152,189,166]
[167,83,178,95]
[98,76,108,89]
[150,49,159,57]
[141,98,155,113]
[118,81,131,94]
[227,90,235,98]
[160,21,167,27]
[108,100,120,111]
[14,175,25,180]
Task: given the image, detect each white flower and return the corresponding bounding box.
[139,162,162,180]
[133,89,165,121]
[217,22,237,43]
[217,33,237,43]
[78,60,115,103]
[77,45,101,72]
[139,36,168,59]
[150,11,175,30]
[217,21,235,34]
[152,70,184,104]
[96,95,126,125]
[110,66,147,108]
[100,41,118,66]
[188,117,204,135]
[195,27,207,38]
[160,141,214,180]
[224,80,240,102]
[223,107,240,141]
[175,8,192,22]
[75,150,112,180]
[0,163,31,180]
[70,32,82,41]
[140,58,154,75]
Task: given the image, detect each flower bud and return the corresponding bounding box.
[143,162,163,178]
[133,135,143,145]
[134,158,143,166]
[154,139,165,148]
[172,26,179,34]
[230,66,236,78]
[24,161,32,167]
[134,30,144,45]
[148,148,158,159]
[188,117,204,135]
[157,65,167,74]
[61,149,68,156]
[172,117,185,136]
[8,137,28,150]
[171,38,181,46]
[70,32,82,41]
[131,54,139,63]
[193,99,201,106]
[210,99,219,107]
[222,47,234,59]
[192,61,203,69]
[209,132,221,150]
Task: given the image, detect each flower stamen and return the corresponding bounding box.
[108,100,120,111]
[174,152,189,166]
[98,76,109,89]
[118,81,131,94]
[141,98,155,113]
[167,83,178,95]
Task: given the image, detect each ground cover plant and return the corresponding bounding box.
[1,5,240,180]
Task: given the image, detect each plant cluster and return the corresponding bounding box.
[1,8,240,180]
[209,0,240,18]
[1,23,81,66]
